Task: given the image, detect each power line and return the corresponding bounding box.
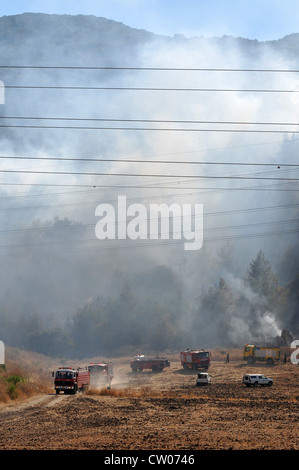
[4,85,299,93]
[0,181,297,197]
[0,217,299,248]
[1,115,299,129]
[1,124,299,134]
[1,214,298,236]
[1,65,299,72]
[0,180,297,189]
[1,228,298,256]
[0,199,298,253]
[0,168,298,181]
[1,199,298,217]
[0,154,298,168]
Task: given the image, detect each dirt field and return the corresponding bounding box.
[0,353,298,451]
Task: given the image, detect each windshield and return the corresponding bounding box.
[89,365,105,373]
[56,370,74,379]
[197,352,209,358]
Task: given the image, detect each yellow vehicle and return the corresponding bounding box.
[243,345,280,365]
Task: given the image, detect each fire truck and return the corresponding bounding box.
[88,362,114,389]
[180,349,211,370]
[131,355,170,372]
[53,366,90,394]
[243,345,280,365]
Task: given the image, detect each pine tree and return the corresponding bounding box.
[246,250,279,300]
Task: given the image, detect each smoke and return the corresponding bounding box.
[228,308,282,346]
[0,14,298,350]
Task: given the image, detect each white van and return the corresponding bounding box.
[243,374,273,387]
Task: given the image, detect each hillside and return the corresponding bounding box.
[0,13,299,64]
[0,13,298,358]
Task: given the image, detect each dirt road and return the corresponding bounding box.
[0,356,298,450]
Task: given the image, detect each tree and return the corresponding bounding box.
[278,275,299,335]
[71,296,108,357]
[195,278,235,346]
[27,328,73,357]
[246,250,281,309]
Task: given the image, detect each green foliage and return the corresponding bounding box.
[196,278,235,345]
[6,374,25,386]
[246,250,279,299]
[277,275,299,335]
[27,328,73,357]
[71,270,184,356]
[4,374,26,399]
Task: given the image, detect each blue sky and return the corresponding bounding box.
[0,0,298,40]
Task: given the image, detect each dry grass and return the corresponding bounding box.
[86,385,211,400]
[0,345,277,404]
[0,347,55,403]
[86,386,153,398]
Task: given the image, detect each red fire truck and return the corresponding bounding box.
[131,355,170,372]
[180,349,211,370]
[88,362,114,389]
[53,366,90,394]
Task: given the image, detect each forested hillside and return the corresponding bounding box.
[0,14,298,357]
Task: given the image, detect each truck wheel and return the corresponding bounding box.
[254,381,259,387]
[56,389,60,394]
[266,358,274,365]
[152,365,158,372]
[268,381,273,387]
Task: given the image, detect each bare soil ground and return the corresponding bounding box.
[0,353,298,451]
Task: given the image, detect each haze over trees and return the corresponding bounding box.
[0,249,297,358]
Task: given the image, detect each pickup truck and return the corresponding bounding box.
[243,374,273,387]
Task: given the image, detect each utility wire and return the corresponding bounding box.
[2,228,299,256]
[4,85,299,93]
[0,168,297,181]
[1,116,299,128]
[1,200,298,217]
[0,219,298,248]
[1,65,299,72]
[0,182,297,196]
[0,213,298,236]
[0,154,298,168]
[0,124,298,133]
